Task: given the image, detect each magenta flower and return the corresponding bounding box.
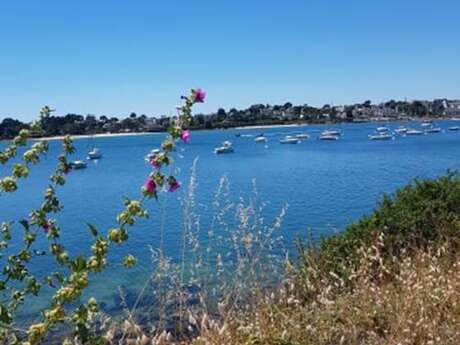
[181,130,191,143]
[149,156,161,169]
[43,222,51,234]
[168,180,181,193]
[193,88,206,103]
[144,177,156,194]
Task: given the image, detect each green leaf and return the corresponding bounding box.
[72,256,87,272]
[86,223,98,237]
[0,305,12,324]
[19,219,29,230]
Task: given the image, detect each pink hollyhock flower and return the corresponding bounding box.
[193,88,206,103]
[149,156,161,169]
[168,180,181,192]
[144,177,156,194]
[181,130,191,143]
[43,222,51,234]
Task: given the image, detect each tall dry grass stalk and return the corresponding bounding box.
[105,160,288,344]
[103,167,460,345]
[194,233,460,345]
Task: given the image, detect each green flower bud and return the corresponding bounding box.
[27,322,48,345]
[1,177,17,192]
[123,254,137,268]
[58,252,69,265]
[107,228,128,244]
[12,163,29,178]
[87,297,99,313]
[44,305,65,322]
[23,149,39,164]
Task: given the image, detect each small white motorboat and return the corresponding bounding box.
[295,133,310,140]
[319,134,339,141]
[376,126,390,133]
[319,129,340,140]
[394,126,408,135]
[254,135,268,143]
[369,133,393,140]
[215,141,234,154]
[70,160,87,169]
[424,126,442,134]
[87,148,102,159]
[279,136,300,144]
[448,126,460,131]
[421,120,433,127]
[406,129,424,135]
[322,129,341,136]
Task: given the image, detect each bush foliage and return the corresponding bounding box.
[316,172,460,275]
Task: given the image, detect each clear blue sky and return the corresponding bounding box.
[1,0,459,121]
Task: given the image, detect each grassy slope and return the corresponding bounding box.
[110,174,460,345]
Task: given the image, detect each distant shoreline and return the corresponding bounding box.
[3,117,459,142]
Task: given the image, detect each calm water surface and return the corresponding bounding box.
[2,121,460,319]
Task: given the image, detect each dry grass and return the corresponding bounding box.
[99,170,460,345]
[192,234,460,345]
[102,232,460,345]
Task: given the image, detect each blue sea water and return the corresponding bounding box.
[1,120,460,320]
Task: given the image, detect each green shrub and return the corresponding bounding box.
[316,172,460,275]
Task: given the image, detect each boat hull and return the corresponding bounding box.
[319,135,339,141]
[369,135,393,140]
[215,147,234,154]
[279,139,300,144]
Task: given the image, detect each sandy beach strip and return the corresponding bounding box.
[30,131,160,141]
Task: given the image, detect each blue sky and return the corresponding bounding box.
[1,0,459,121]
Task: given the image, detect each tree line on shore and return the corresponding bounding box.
[1,98,460,140]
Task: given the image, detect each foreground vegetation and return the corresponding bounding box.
[1,87,459,343]
[0,89,205,344]
[109,174,460,345]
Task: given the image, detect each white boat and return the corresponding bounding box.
[394,126,408,135]
[448,126,460,131]
[369,133,393,140]
[322,129,341,136]
[295,133,310,140]
[279,136,300,144]
[254,135,268,143]
[421,120,433,127]
[424,126,442,134]
[214,141,234,154]
[376,126,390,133]
[319,134,339,141]
[70,160,87,169]
[87,148,102,159]
[406,129,424,135]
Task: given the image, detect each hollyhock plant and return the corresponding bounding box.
[1,90,206,344]
[143,177,156,194]
[193,88,206,103]
[181,130,191,143]
[149,156,161,169]
[167,177,181,192]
